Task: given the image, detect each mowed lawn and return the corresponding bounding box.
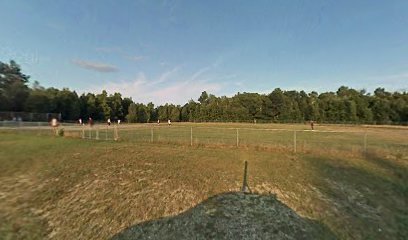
[0,124,407,239]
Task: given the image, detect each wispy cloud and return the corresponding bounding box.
[190,57,224,81]
[72,59,118,72]
[86,65,224,104]
[91,73,147,97]
[191,66,211,81]
[153,66,181,84]
[95,47,122,53]
[152,81,222,104]
[126,55,145,61]
[159,61,170,66]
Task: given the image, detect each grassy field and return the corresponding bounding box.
[0,123,407,239]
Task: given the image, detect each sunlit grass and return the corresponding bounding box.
[0,123,407,239]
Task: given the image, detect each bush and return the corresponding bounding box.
[57,128,64,136]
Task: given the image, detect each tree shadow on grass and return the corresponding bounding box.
[110,192,336,240]
[365,151,408,191]
[303,154,408,239]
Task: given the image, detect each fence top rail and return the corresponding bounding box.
[113,124,366,134]
[0,122,368,134]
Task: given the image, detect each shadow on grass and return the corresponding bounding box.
[365,151,408,190]
[303,153,408,239]
[110,192,335,240]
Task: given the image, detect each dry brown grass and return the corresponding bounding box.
[0,124,407,239]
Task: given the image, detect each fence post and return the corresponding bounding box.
[82,126,85,139]
[151,128,153,143]
[363,132,367,155]
[96,127,99,140]
[106,126,108,140]
[114,125,118,141]
[241,161,248,192]
[293,130,297,153]
[236,128,239,147]
[190,127,193,146]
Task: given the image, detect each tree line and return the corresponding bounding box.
[1,60,407,124]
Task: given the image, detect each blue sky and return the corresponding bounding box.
[1,0,407,104]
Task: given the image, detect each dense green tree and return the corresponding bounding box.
[126,103,138,123]
[126,103,149,123]
[55,88,80,120]
[122,97,133,119]
[1,60,407,125]
[24,87,51,113]
[0,60,30,111]
[198,91,209,104]
[147,102,156,122]
[109,92,124,120]
[96,90,111,120]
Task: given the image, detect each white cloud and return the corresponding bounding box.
[72,59,118,72]
[86,66,224,105]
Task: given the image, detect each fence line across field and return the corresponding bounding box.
[3,123,406,157]
[71,125,379,155]
[149,124,366,134]
[80,125,119,141]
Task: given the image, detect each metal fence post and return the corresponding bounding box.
[236,128,239,147]
[363,132,367,155]
[114,125,118,141]
[105,126,108,140]
[190,127,193,146]
[293,130,297,153]
[151,128,153,143]
[96,127,99,140]
[82,126,85,139]
[241,161,248,192]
